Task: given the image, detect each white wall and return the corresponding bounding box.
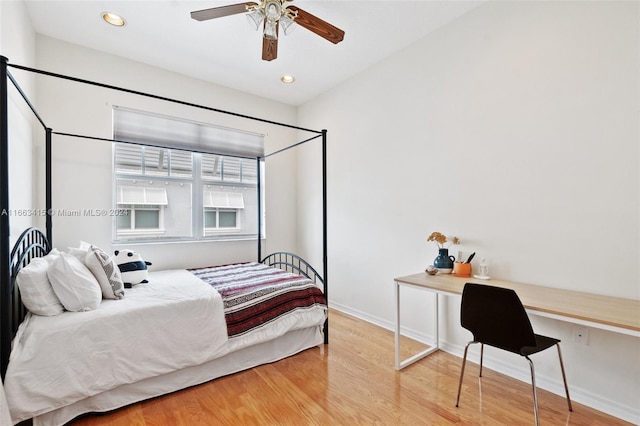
[299,1,639,423]
[32,36,302,269]
[0,0,37,244]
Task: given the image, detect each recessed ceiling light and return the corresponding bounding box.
[102,12,126,27]
[281,75,295,84]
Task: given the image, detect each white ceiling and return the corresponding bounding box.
[24,1,482,106]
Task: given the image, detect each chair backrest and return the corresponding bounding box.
[460,283,536,354]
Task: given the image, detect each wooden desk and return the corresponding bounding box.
[394,272,640,370]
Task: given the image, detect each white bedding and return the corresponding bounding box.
[5,269,228,423]
[5,267,327,425]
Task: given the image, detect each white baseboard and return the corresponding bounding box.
[328,302,640,425]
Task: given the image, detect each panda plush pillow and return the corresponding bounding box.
[114,250,152,288]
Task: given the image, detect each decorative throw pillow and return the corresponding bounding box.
[114,249,152,287]
[47,252,102,312]
[16,257,65,316]
[84,245,125,299]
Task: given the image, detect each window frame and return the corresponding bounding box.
[203,207,241,236]
[115,204,166,237]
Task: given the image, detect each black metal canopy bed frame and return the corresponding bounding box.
[0,56,328,424]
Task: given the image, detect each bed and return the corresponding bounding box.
[0,57,330,425]
[4,228,327,425]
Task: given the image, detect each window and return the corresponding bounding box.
[204,209,237,229]
[117,205,161,230]
[112,109,264,243]
[113,145,260,242]
[116,187,168,236]
[203,191,244,235]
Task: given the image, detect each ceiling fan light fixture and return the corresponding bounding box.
[280,15,296,35]
[102,12,126,27]
[264,0,282,22]
[246,9,264,30]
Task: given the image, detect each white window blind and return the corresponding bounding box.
[115,144,143,173]
[170,151,194,177]
[117,187,168,205]
[113,107,265,158]
[114,144,193,177]
[203,191,245,209]
[143,147,168,175]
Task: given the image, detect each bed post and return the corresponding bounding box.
[322,129,328,344]
[46,128,52,245]
[0,56,10,379]
[256,157,262,261]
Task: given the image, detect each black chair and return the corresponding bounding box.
[455,283,572,425]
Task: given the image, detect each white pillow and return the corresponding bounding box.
[16,257,64,316]
[47,252,102,312]
[67,241,92,262]
[84,245,125,299]
[44,248,61,262]
[41,248,62,270]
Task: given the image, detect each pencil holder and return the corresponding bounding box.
[453,262,472,277]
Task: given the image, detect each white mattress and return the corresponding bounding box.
[4,268,327,425]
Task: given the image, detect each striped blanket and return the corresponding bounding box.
[191,262,326,338]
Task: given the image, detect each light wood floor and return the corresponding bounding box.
[72,309,632,425]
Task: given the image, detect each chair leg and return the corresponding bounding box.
[479,343,484,377]
[456,341,475,407]
[556,343,573,412]
[526,356,540,426]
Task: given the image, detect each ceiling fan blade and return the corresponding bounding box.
[262,22,279,61]
[191,2,258,21]
[287,5,344,44]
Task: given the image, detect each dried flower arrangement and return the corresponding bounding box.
[427,232,460,248]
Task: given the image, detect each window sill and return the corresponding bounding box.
[117,229,166,237]
[203,227,242,237]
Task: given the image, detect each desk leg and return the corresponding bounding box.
[394,280,401,369]
[434,291,439,350]
[394,281,441,370]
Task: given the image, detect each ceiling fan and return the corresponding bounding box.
[190,1,345,61]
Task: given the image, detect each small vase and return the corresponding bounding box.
[434,248,455,273]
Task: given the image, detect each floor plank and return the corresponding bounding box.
[71,309,632,425]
